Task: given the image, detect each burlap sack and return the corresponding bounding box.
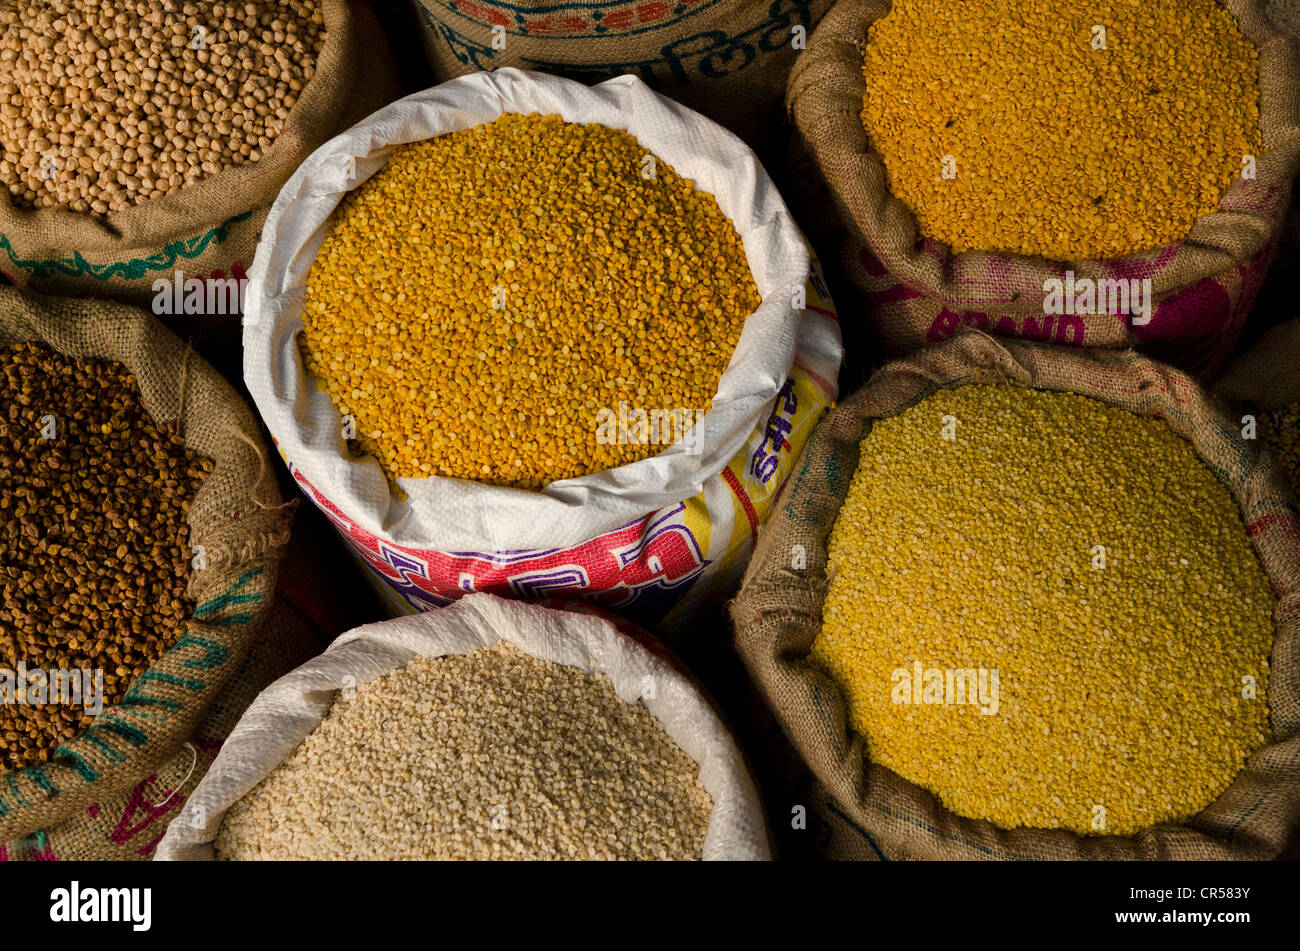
[736,664,888,860]
[408,0,833,148]
[1267,0,1300,41]
[0,0,400,323]
[1270,0,1300,270]
[786,0,1300,378]
[1215,316,1300,410]
[0,593,320,860]
[731,331,1300,860]
[0,285,292,842]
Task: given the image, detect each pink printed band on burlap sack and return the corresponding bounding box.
[786,0,1300,376]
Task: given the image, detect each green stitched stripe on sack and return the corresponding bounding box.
[191,566,264,619]
[79,728,128,763]
[24,766,56,797]
[54,748,99,781]
[122,671,206,708]
[87,716,150,748]
[0,209,254,281]
[6,772,31,808]
[171,633,229,670]
[191,592,260,617]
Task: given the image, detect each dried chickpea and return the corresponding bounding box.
[0,0,326,214]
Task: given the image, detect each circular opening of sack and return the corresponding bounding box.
[243,69,833,553]
[157,593,771,861]
[734,331,1300,859]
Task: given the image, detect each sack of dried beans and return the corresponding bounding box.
[157,593,770,860]
[733,331,1300,859]
[242,68,842,641]
[0,0,399,335]
[0,285,290,849]
[786,0,1300,378]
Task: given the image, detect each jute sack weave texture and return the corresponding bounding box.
[786,0,1300,378]
[731,331,1300,860]
[1215,316,1300,411]
[1286,180,1300,253]
[408,0,833,148]
[0,0,400,316]
[1265,1,1300,253]
[0,286,291,841]
[0,594,320,860]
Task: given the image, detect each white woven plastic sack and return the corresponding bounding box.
[242,68,843,635]
[155,593,771,860]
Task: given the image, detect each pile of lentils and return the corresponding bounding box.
[1261,401,1300,495]
[0,342,211,769]
[811,384,1275,836]
[215,641,714,860]
[0,0,327,214]
[862,0,1261,259]
[299,113,760,490]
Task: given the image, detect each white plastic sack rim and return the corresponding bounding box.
[242,68,809,551]
[155,593,772,861]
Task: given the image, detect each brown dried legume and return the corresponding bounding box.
[0,0,326,214]
[0,341,211,769]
